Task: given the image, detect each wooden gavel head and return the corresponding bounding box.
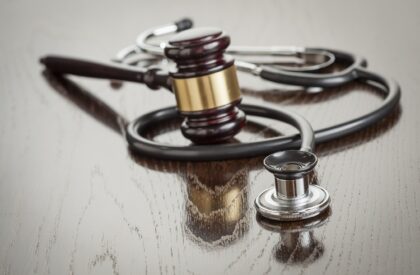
[164,27,246,144]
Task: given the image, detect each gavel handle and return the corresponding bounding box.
[40,55,172,90]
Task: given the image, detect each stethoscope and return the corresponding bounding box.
[40,18,401,222]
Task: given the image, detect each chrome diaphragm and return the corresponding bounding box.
[255,150,330,221]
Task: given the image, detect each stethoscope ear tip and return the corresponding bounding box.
[175,17,194,31]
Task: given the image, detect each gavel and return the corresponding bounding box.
[40,27,246,144]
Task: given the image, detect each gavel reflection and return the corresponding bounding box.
[181,160,253,246]
[257,208,331,264]
[130,154,263,248]
[135,117,283,246]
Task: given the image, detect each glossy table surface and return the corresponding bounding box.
[1,0,420,274]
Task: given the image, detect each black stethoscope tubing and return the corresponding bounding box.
[43,22,400,162]
[126,66,400,161]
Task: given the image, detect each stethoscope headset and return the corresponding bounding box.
[40,18,401,222]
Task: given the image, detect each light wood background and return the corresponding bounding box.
[1,0,419,274]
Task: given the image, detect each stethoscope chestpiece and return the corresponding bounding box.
[255,150,330,221]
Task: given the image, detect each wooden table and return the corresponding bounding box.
[1,0,419,274]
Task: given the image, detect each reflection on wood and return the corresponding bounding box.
[257,209,331,265]
[1,1,419,274]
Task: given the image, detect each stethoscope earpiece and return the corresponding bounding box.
[255,150,330,221]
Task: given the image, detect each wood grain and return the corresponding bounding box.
[0,0,419,274]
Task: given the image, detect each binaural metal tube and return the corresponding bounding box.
[136,23,178,56]
[124,19,336,74]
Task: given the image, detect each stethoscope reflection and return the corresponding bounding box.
[257,208,331,265]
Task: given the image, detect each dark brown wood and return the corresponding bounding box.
[180,100,246,144]
[165,28,233,78]
[1,1,420,275]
